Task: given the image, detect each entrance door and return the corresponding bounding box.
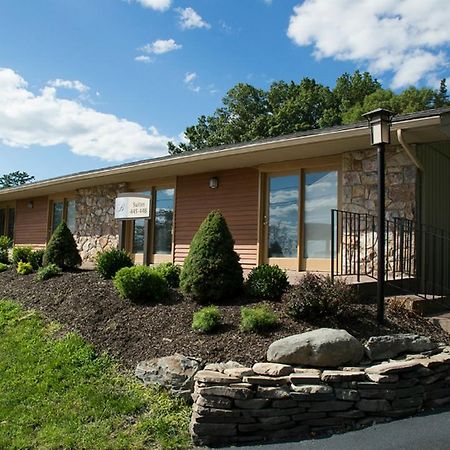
[266,174,300,270]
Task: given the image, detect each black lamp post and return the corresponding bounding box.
[362,108,394,324]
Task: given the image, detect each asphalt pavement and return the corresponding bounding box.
[219,407,450,450]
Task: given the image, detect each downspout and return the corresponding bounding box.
[397,128,424,171]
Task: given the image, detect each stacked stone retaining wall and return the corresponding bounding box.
[190,349,450,446]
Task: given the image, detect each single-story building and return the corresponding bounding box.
[1,107,450,279]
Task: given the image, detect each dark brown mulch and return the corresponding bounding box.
[0,269,448,371]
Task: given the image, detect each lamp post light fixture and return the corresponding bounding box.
[362,108,394,325]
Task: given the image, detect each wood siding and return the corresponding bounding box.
[174,168,259,269]
[15,197,49,246]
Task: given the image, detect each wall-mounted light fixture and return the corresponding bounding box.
[209,176,219,189]
[27,201,34,209]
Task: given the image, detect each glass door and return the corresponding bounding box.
[266,174,300,270]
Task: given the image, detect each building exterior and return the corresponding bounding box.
[1,108,450,275]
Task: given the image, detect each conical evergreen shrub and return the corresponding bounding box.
[180,210,243,302]
[43,221,82,270]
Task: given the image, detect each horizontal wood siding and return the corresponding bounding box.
[15,197,49,246]
[174,169,259,269]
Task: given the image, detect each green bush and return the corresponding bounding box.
[0,235,12,250]
[113,265,168,303]
[12,246,33,266]
[154,262,181,288]
[180,210,243,303]
[287,273,357,321]
[240,304,278,333]
[0,262,9,272]
[43,222,82,270]
[35,263,62,281]
[95,248,133,279]
[17,261,33,275]
[245,264,289,300]
[0,237,10,264]
[29,249,45,270]
[192,306,222,333]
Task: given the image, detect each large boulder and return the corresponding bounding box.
[365,334,437,361]
[135,354,203,401]
[267,328,364,367]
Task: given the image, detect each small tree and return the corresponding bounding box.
[43,222,81,270]
[180,210,243,302]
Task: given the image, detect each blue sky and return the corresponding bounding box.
[0,0,449,181]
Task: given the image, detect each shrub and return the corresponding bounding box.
[240,304,278,333]
[35,263,62,281]
[245,264,289,300]
[155,262,181,288]
[17,261,33,275]
[95,248,133,279]
[12,246,33,266]
[180,210,243,303]
[43,222,82,270]
[29,249,45,270]
[0,235,12,250]
[0,237,11,264]
[192,306,222,333]
[287,273,357,321]
[0,262,9,272]
[113,265,168,303]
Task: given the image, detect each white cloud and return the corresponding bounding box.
[133,0,171,11]
[176,7,211,30]
[184,71,200,92]
[287,0,450,88]
[0,68,173,161]
[134,55,153,63]
[139,38,182,54]
[48,79,89,93]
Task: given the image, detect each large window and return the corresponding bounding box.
[132,191,151,254]
[268,175,299,258]
[51,199,76,234]
[304,171,338,258]
[153,188,174,255]
[0,207,15,241]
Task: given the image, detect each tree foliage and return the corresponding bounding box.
[43,222,82,270]
[179,210,243,303]
[0,171,35,189]
[168,72,450,154]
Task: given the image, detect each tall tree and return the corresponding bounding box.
[168,71,448,154]
[0,171,35,189]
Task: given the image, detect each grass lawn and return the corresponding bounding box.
[0,300,191,450]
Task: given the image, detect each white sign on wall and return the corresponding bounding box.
[115,194,151,220]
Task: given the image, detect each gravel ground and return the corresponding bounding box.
[0,269,448,370]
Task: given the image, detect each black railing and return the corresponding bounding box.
[331,209,450,299]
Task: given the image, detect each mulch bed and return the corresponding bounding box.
[0,269,448,371]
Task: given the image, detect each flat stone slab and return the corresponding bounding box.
[290,384,333,394]
[365,360,423,375]
[243,375,290,386]
[223,367,254,378]
[290,373,322,385]
[366,373,399,383]
[195,370,242,384]
[252,362,293,377]
[197,386,253,400]
[321,370,366,382]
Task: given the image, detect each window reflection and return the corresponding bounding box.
[52,201,64,232]
[66,200,76,234]
[133,191,151,254]
[7,209,15,241]
[268,175,299,258]
[0,209,5,236]
[154,188,174,254]
[304,171,338,258]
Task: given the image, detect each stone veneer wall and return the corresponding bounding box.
[75,183,127,262]
[342,146,417,220]
[190,349,450,446]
